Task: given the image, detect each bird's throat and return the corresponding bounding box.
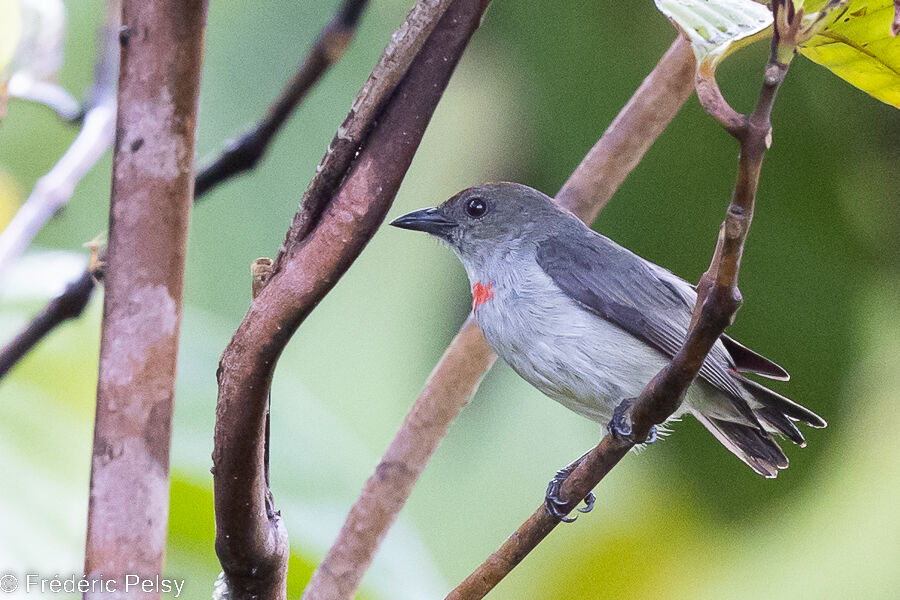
[472,281,495,310]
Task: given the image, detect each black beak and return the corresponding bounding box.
[390,207,457,236]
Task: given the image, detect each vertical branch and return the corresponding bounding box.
[212,1,491,598]
[302,34,696,600]
[83,1,207,598]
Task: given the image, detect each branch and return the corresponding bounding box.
[83,0,207,589]
[0,269,95,379]
[447,7,801,597]
[212,1,490,598]
[0,0,370,385]
[275,0,456,252]
[0,0,119,283]
[194,0,370,197]
[301,34,696,600]
[7,74,82,122]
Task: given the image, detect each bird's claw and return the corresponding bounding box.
[544,469,594,523]
[608,399,635,441]
[577,491,596,513]
[607,400,658,444]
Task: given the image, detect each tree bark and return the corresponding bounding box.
[83,2,208,598]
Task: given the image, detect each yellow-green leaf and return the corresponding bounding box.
[654,0,774,68]
[800,0,900,108]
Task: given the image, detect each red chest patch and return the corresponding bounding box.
[472,282,495,310]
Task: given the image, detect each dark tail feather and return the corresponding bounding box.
[720,334,790,381]
[755,406,806,446]
[739,376,827,428]
[693,411,789,478]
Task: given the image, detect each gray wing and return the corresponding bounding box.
[535,230,748,399]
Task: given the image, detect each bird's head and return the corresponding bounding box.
[390,182,566,268]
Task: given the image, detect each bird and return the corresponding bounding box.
[391,182,825,519]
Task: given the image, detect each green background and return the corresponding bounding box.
[1,0,898,598]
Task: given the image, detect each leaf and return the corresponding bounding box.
[800,0,900,108]
[654,0,774,68]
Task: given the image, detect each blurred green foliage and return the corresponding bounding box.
[1,0,898,598]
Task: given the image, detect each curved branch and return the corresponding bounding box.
[302,34,697,600]
[448,9,799,597]
[212,1,491,598]
[277,0,456,249]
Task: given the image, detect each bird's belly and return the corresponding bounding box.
[474,288,673,424]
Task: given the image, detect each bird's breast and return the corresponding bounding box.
[469,263,671,423]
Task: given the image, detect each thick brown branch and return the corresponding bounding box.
[0,0,370,386]
[212,1,490,598]
[302,34,696,600]
[448,13,797,599]
[277,0,456,250]
[194,0,370,196]
[83,1,207,597]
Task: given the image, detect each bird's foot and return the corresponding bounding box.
[608,399,658,444]
[544,466,595,523]
[608,399,636,441]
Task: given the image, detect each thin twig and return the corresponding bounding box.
[0,0,369,384]
[0,269,95,378]
[83,0,207,590]
[194,0,370,197]
[7,74,82,121]
[447,5,801,597]
[301,34,697,600]
[212,1,491,598]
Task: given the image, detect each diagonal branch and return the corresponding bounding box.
[300,35,697,600]
[0,0,370,385]
[447,6,801,598]
[277,0,456,250]
[212,1,491,598]
[194,0,370,197]
[0,0,120,283]
[0,269,95,379]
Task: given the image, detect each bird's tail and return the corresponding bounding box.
[692,377,826,478]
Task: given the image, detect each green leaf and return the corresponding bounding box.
[800,0,900,108]
[654,0,774,68]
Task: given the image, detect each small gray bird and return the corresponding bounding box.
[391,183,825,516]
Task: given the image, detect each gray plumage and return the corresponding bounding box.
[391,182,825,478]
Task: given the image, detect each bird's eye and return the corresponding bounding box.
[465,197,488,218]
